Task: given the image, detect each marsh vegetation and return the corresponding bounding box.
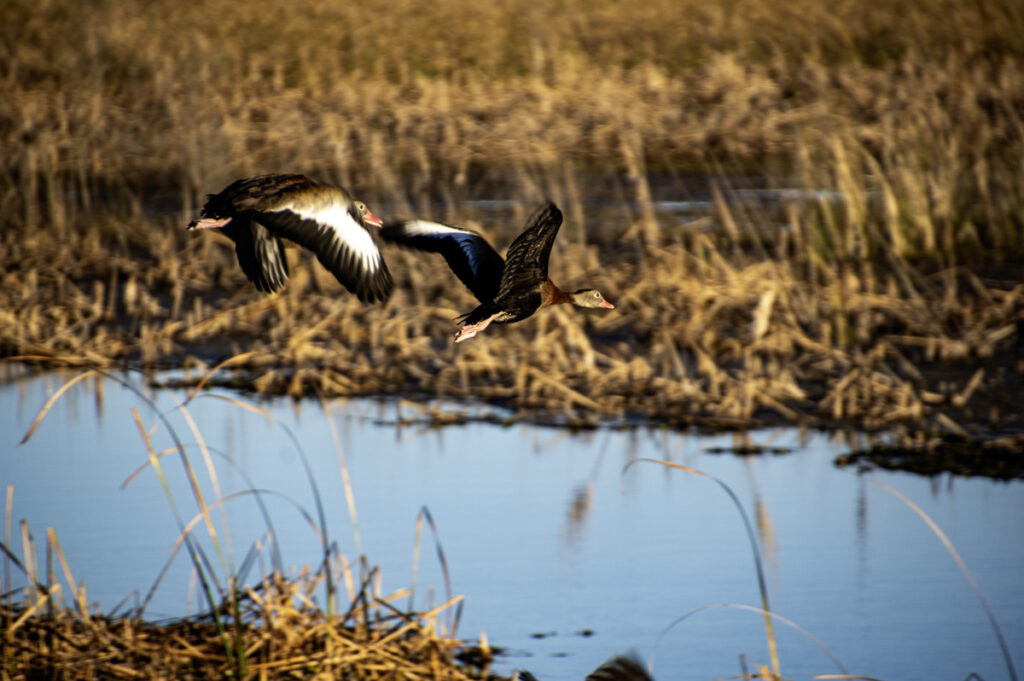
[4,0,1023,452]
[2,0,1024,675]
[3,0,1024,443]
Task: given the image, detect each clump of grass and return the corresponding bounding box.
[1,519,479,680]
[3,372,486,680]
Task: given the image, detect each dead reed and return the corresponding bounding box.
[2,371,491,681]
[0,517,484,681]
[2,0,1023,254]
[2,0,1023,447]
[3,208,1021,444]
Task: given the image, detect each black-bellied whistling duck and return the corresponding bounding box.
[381,202,613,342]
[187,174,392,303]
[516,654,653,681]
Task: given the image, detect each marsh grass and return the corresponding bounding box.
[2,0,1023,249]
[2,372,481,680]
[3,205,1023,446]
[1,532,478,680]
[1,0,1024,450]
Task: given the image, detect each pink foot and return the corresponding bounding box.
[187,217,233,230]
[454,312,501,343]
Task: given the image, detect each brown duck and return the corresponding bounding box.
[381,202,613,342]
[187,174,392,303]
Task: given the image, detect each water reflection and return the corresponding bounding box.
[2,367,1022,681]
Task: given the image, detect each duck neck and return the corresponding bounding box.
[540,279,572,307]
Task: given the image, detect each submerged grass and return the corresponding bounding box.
[3,209,1022,454]
[1,0,1023,463]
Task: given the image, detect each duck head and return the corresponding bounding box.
[353,200,384,228]
[570,289,615,309]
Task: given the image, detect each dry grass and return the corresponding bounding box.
[1,376,492,681]
[3,217,1021,441]
[2,0,1023,254]
[1,549,481,680]
[1,0,1023,443]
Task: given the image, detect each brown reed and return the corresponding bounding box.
[2,0,1023,255]
[0,524,484,681]
[2,208,1021,445]
[1,0,1023,447]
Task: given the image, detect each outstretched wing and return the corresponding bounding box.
[245,179,392,303]
[191,174,392,302]
[495,202,562,301]
[381,219,505,304]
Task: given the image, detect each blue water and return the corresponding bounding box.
[2,369,1022,681]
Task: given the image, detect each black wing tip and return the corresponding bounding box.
[535,200,562,225]
[251,281,285,294]
[350,261,394,304]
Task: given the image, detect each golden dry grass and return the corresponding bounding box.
[2,0,1023,255]
[1,0,1023,442]
[3,211,1021,441]
[1,523,486,681]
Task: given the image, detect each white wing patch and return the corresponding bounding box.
[400,220,476,237]
[294,202,382,274]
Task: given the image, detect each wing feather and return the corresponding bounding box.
[494,202,562,302]
[255,204,392,303]
[192,173,392,302]
[222,217,290,293]
[380,219,505,303]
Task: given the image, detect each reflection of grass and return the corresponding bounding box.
[3,372,477,680]
[2,0,1023,448]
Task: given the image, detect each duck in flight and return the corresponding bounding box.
[381,202,613,342]
[187,174,392,303]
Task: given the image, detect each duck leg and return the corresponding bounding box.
[188,217,233,230]
[454,311,502,343]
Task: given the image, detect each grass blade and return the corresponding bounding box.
[17,370,98,445]
[864,477,1019,681]
[623,458,781,679]
[184,351,261,403]
[320,396,363,558]
[411,506,458,636]
[652,602,848,676]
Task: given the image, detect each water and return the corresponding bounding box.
[2,370,1022,681]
